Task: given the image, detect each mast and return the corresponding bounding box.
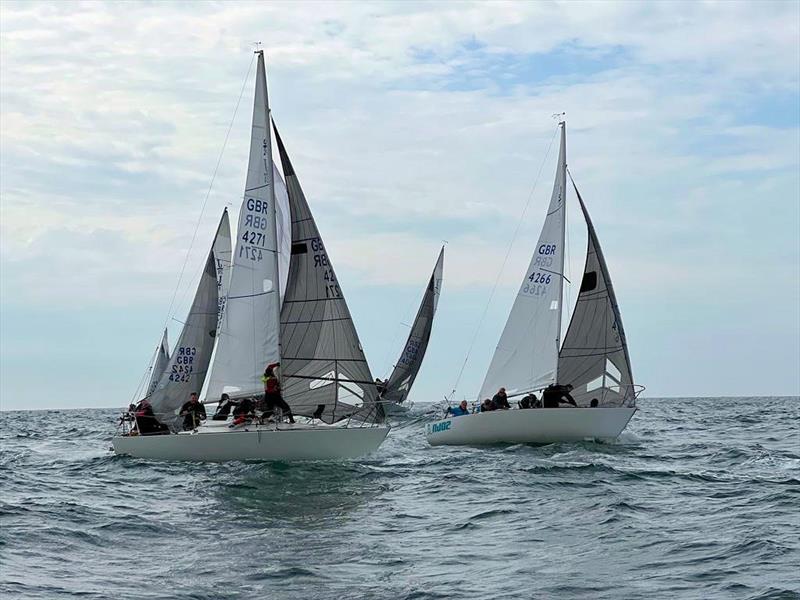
[554,120,567,383]
[261,50,282,373]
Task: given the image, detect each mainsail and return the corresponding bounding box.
[382,247,444,404]
[558,177,635,407]
[204,51,281,400]
[148,212,228,427]
[479,123,567,399]
[145,328,170,396]
[274,123,383,424]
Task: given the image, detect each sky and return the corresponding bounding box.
[1,1,798,411]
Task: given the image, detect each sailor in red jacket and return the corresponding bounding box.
[261,363,295,423]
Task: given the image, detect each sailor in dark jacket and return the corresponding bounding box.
[179,392,207,430]
[492,387,510,410]
[542,384,577,408]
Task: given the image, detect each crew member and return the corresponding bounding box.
[179,392,206,430]
[542,384,577,408]
[261,363,295,424]
[492,387,510,410]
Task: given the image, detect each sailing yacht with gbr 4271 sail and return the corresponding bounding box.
[113,51,389,461]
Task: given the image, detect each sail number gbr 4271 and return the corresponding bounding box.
[239,197,270,261]
[522,244,557,296]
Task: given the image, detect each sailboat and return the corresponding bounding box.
[426,121,642,446]
[113,51,389,461]
[379,247,444,410]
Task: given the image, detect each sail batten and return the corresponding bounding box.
[478,123,567,400]
[273,121,383,424]
[382,247,444,404]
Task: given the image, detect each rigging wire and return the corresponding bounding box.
[128,53,256,404]
[446,124,561,401]
[162,53,256,330]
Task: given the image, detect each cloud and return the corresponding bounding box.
[1,1,798,404]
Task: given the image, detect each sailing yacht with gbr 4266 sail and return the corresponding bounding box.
[426,121,642,446]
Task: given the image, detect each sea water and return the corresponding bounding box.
[1,397,798,599]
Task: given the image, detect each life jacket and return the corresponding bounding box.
[263,375,279,394]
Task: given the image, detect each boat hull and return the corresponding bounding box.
[112,425,390,462]
[426,407,635,446]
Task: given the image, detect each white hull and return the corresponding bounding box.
[426,407,635,446]
[113,423,390,462]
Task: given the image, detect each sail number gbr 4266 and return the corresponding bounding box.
[239,197,270,261]
[522,244,557,296]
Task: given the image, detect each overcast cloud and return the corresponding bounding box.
[1,1,798,409]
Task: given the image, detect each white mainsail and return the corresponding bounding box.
[145,328,170,397]
[478,123,567,399]
[204,51,281,400]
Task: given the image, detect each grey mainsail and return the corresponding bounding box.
[382,247,444,404]
[557,177,635,407]
[274,123,384,424]
[148,212,227,428]
[145,328,170,396]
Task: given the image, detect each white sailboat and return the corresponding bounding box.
[113,51,389,461]
[426,121,642,446]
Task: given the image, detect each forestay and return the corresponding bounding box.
[479,124,567,399]
[204,52,281,400]
[382,247,444,404]
[558,179,635,407]
[274,123,383,424]
[145,329,170,397]
[148,213,227,427]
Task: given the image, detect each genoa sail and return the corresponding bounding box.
[204,51,281,400]
[382,247,444,404]
[213,209,232,326]
[148,213,227,427]
[274,163,291,303]
[479,123,567,400]
[557,177,635,407]
[274,123,383,424]
[145,328,170,397]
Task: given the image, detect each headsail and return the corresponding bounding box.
[145,328,170,397]
[479,123,567,399]
[274,163,291,303]
[274,123,383,424]
[148,213,227,427]
[204,51,281,400]
[213,209,232,326]
[382,247,444,404]
[558,177,635,407]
